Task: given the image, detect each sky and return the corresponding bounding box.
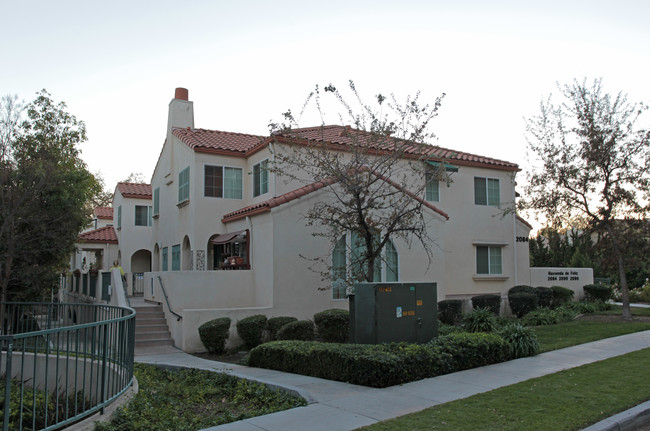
[2,0,650,198]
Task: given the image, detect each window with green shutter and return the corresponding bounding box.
[153,187,160,216]
[162,247,168,271]
[117,205,122,229]
[178,167,190,203]
[172,244,181,271]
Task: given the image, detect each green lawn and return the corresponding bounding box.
[360,307,650,431]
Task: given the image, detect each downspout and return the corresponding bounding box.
[269,142,277,197]
[512,174,518,286]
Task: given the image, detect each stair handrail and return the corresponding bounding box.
[157,276,182,321]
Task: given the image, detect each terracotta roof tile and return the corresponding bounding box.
[222,170,449,223]
[78,226,118,244]
[117,183,152,199]
[94,206,113,219]
[172,128,267,155]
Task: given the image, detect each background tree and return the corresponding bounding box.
[0,90,101,302]
[523,78,650,319]
[270,81,446,287]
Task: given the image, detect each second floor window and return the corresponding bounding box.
[425,175,439,202]
[135,205,152,226]
[178,167,190,203]
[253,160,269,197]
[153,187,160,216]
[474,177,500,207]
[205,165,242,199]
[117,205,122,229]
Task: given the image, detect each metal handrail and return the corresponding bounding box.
[0,302,135,431]
[157,276,182,321]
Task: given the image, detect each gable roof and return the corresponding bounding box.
[94,206,113,220]
[172,127,266,156]
[116,183,152,199]
[222,170,450,224]
[173,124,519,171]
[78,226,118,244]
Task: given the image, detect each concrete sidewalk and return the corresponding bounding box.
[134,330,650,431]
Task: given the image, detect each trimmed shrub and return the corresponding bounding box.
[509,285,536,296]
[463,308,497,333]
[471,294,501,315]
[198,317,231,354]
[583,284,613,303]
[508,292,538,318]
[534,286,553,308]
[498,323,539,358]
[267,316,298,341]
[438,299,463,325]
[276,320,315,341]
[314,309,349,343]
[236,314,267,348]
[520,307,558,326]
[430,332,512,370]
[551,285,575,308]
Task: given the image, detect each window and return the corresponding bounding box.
[425,175,439,202]
[153,187,160,216]
[135,205,152,226]
[331,233,399,299]
[253,160,269,197]
[474,177,500,206]
[178,166,190,203]
[172,244,181,271]
[476,245,502,275]
[162,247,168,271]
[117,205,122,229]
[205,165,243,199]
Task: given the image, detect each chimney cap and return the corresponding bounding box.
[174,88,189,101]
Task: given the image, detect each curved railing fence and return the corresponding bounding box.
[0,302,135,430]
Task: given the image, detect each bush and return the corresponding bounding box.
[508,292,538,318]
[276,320,315,341]
[471,294,501,315]
[267,316,298,341]
[520,307,558,326]
[314,309,349,343]
[438,299,463,325]
[551,285,575,308]
[198,317,231,354]
[463,308,497,333]
[583,284,613,303]
[236,315,267,348]
[498,323,539,358]
[509,285,536,296]
[438,321,464,336]
[430,332,512,370]
[534,287,553,308]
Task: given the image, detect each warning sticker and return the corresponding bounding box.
[396,306,402,318]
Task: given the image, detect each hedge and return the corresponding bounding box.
[248,332,515,388]
[267,316,298,340]
[551,285,575,308]
[534,286,553,308]
[198,317,231,354]
[438,299,463,325]
[276,320,315,341]
[508,292,538,317]
[236,314,267,348]
[314,309,349,343]
[471,294,501,315]
[583,284,613,303]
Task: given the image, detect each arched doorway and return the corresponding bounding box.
[182,236,192,270]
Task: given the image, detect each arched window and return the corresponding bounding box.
[331,233,399,299]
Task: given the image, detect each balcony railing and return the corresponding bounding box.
[0,302,135,430]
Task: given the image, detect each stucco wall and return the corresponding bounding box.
[529,267,594,300]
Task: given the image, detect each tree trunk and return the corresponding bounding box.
[606,226,632,320]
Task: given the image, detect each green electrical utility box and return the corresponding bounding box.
[349,282,438,344]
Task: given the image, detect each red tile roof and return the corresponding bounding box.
[173,125,519,171]
[78,226,118,244]
[117,183,152,199]
[516,215,533,230]
[222,169,449,223]
[172,128,266,156]
[94,206,113,220]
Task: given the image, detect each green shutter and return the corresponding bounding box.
[178,167,190,203]
[476,246,489,274]
[117,205,122,229]
[153,188,160,216]
[162,247,168,271]
[385,240,398,282]
[172,245,181,271]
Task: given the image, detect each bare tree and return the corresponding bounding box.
[523,78,650,319]
[269,81,447,288]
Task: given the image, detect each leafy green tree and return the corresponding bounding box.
[270,81,447,286]
[0,90,101,302]
[523,78,650,320]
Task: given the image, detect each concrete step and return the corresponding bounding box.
[136,317,167,325]
[135,338,174,348]
[136,324,169,333]
[136,331,171,341]
[135,311,165,320]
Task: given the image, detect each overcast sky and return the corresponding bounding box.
[2,0,649,195]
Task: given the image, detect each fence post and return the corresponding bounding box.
[100,323,109,415]
[3,339,13,431]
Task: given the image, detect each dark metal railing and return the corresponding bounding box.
[0,302,135,430]
[157,276,182,321]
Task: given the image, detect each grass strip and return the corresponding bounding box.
[361,347,650,431]
[535,319,650,352]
